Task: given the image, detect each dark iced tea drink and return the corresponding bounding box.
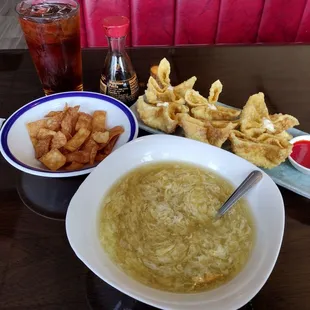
[16,0,83,95]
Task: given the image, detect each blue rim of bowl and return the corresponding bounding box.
[0,91,137,174]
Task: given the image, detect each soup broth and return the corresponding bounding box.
[99,162,255,293]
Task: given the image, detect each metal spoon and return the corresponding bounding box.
[215,170,263,219]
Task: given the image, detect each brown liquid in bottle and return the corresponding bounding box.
[100,16,139,106]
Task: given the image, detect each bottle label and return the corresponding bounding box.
[100,78,107,94]
[100,74,139,104]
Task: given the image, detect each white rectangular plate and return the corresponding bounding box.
[130,101,310,199]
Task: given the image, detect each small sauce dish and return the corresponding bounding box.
[288,135,310,175]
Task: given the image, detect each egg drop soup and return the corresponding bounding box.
[99,162,255,293]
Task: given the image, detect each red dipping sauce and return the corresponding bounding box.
[290,140,310,168]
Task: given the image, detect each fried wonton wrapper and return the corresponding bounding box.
[27,119,47,141]
[40,149,66,171]
[240,92,299,137]
[211,119,240,129]
[269,113,299,133]
[208,80,223,104]
[95,126,123,150]
[95,132,122,162]
[102,135,119,155]
[81,137,99,165]
[183,79,223,108]
[44,104,68,118]
[45,118,60,132]
[64,127,91,152]
[275,130,293,141]
[34,137,52,159]
[240,93,270,137]
[61,130,72,141]
[173,76,197,99]
[185,89,210,107]
[157,58,171,87]
[61,105,79,136]
[144,88,158,104]
[109,126,125,138]
[146,88,176,104]
[45,110,66,132]
[75,112,92,131]
[177,113,235,147]
[65,161,84,171]
[92,131,110,144]
[30,137,37,147]
[51,131,67,149]
[26,105,122,171]
[147,76,167,93]
[229,130,293,169]
[92,111,107,132]
[191,104,241,121]
[95,153,108,162]
[137,96,188,133]
[82,137,98,151]
[45,110,63,118]
[36,128,56,140]
[66,150,90,164]
[89,145,99,165]
[145,77,176,103]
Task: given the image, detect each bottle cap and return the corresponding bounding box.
[103,16,130,38]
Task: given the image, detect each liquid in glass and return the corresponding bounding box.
[16,0,83,95]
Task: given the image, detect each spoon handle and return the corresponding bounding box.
[216,170,263,219]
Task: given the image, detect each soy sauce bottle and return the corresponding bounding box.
[100,16,139,106]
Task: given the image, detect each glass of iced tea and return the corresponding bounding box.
[16,0,83,95]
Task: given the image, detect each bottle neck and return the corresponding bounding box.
[107,36,126,54]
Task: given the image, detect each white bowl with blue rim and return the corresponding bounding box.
[0,91,139,178]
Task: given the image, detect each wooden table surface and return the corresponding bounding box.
[0,46,310,310]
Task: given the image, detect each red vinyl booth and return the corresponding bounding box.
[77,0,310,48]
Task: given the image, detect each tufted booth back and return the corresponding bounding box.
[77,0,310,48]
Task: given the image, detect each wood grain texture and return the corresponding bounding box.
[0,47,310,309]
[0,0,27,50]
